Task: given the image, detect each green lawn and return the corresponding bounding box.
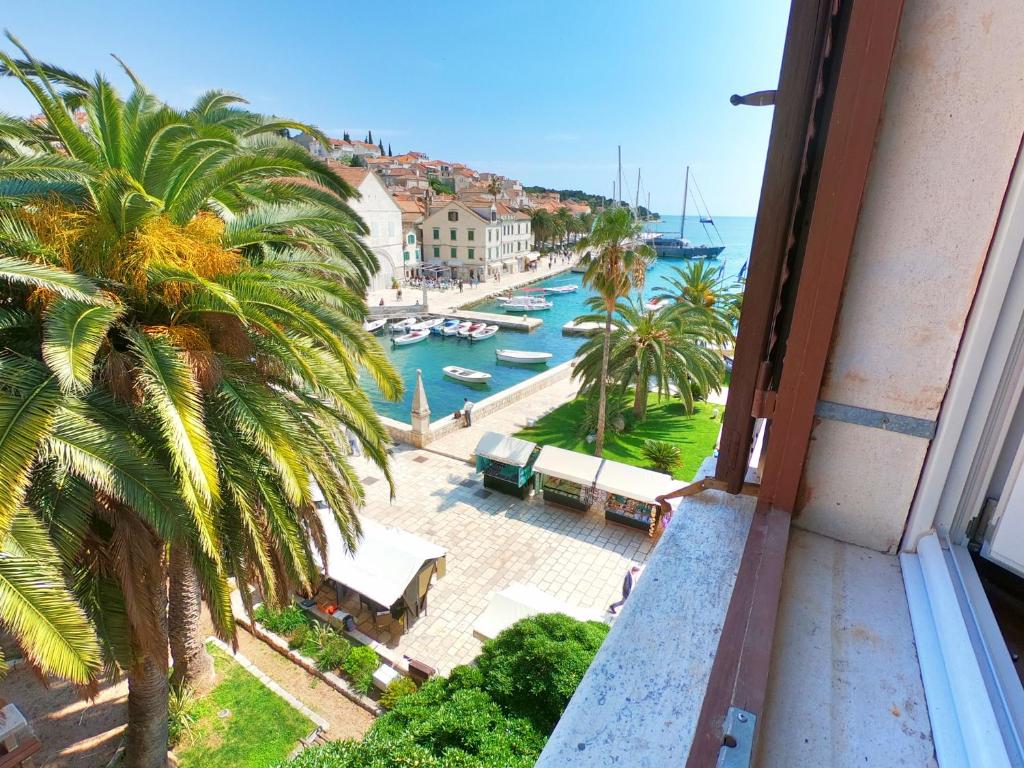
[176,644,314,768]
[516,395,722,481]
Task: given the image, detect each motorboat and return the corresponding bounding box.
[495,349,553,364]
[392,329,430,346]
[470,325,499,342]
[498,296,553,312]
[435,318,461,336]
[410,317,443,332]
[544,284,578,295]
[443,365,492,384]
[363,318,387,333]
[458,322,486,338]
[389,317,418,333]
[643,297,673,312]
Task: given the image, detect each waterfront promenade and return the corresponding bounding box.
[366,255,581,314]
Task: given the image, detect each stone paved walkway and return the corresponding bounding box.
[426,372,582,462]
[367,254,581,314]
[354,447,653,674]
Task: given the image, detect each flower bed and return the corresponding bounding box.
[240,604,384,716]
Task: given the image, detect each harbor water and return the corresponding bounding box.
[367,215,755,421]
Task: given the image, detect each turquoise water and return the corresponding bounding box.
[368,215,755,421]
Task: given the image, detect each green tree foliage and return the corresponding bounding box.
[475,613,609,733]
[429,177,454,195]
[285,614,607,768]
[642,439,683,473]
[344,644,379,693]
[380,676,418,709]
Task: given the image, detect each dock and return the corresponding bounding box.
[449,309,542,332]
[562,320,603,337]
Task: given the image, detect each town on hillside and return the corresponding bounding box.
[289,130,593,291]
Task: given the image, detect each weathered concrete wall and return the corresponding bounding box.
[796,0,1024,552]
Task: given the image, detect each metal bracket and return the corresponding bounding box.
[716,707,757,768]
[730,90,777,107]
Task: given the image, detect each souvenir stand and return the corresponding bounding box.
[474,432,539,499]
[594,461,675,535]
[532,445,603,513]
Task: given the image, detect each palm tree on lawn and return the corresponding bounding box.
[655,261,740,346]
[0,40,400,768]
[574,206,654,455]
[573,298,727,420]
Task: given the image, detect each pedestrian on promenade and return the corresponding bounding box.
[462,398,474,427]
[609,565,641,614]
[458,280,464,293]
[379,297,384,306]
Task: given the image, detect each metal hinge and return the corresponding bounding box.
[730,90,777,107]
[716,707,757,768]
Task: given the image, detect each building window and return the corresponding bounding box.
[407,233,415,244]
[416,248,421,258]
[468,248,475,259]
[432,228,439,239]
[450,228,457,241]
[468,229,475,241]
[403,252,410,261]
[450,247,457,259]
[433,246,440,259]
[448,211,459,222]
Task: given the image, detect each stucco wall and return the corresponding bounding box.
[795,0,1024,552]
[354,173,403,292]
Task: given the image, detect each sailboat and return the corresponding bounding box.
[653,166,726,259]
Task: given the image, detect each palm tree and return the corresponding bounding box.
[655,261,740,346]
[573,298,726,420]
[528,208,555,251]
[487,176,501,205]
[554,207,573,249]
[574,207,654,455]
[0,40,400,768]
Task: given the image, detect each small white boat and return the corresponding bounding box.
[470,325,499,342]
[410,317,443,331]
[544,284,578,295]
[363,318,387,333]
[458,322,486,338]
[643,297,673,312]
[392,329,430,346]
[443,365,492,383]
[499,296,553,312]
[390,317,418,333]
[496,349,553,364]
[440,319,461,336]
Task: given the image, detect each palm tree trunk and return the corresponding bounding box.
[633,361,647,421]
[168,543,213,691]
[124,564,170,768]
[596,307,613,457]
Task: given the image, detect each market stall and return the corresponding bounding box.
[473,583,603,641]
[475,431,538,499]
[594,461,675,534]
[532,445,603,513]
[311,502,446,635]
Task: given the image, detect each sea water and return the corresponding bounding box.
[367,215,755,421]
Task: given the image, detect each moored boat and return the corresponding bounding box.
[470,325,499,342]
[495,349,553,364]
[654,166,726,260]
[437,318,461,336]
[363,318,387,333]
[443,365,492,383]
[389,317,418,333]
[498,296,553,312]
[458,322,486,338]
[392,329,430,346]
[544,284,579,294]
[410,317,443,331]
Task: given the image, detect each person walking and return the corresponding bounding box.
[609,565,640,614]
[462,398,475,427]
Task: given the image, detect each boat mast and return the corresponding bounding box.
[680,165,689,240]
[635,168,641,217]
[617,145,622,208]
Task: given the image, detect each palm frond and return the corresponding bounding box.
[42,299,124,392]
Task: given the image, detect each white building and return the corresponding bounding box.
[331,164,403,292]
[421,200,535,280]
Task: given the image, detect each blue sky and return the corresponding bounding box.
[0,1,789,216]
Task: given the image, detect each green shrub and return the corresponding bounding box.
[253,603,308,635]
[287,623,311,651]
[641,439,682,473]
[315,631,351,673]
[379,676,418,710]
[167,684,199,748]
[344,645,379,694]
[476,612,609,732]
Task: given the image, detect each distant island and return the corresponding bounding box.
[523,185,658,219]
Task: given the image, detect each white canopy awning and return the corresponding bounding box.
[312,508,445,608]
[475,431,536,468]
[595,462,675,505]
[472,583,603,641]
[533,445,603,487]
